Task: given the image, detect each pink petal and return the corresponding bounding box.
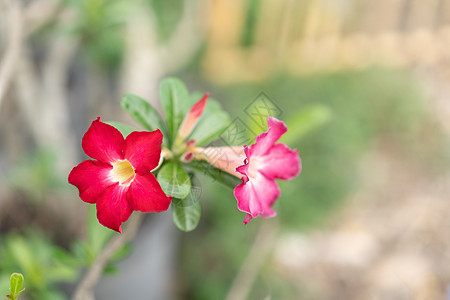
[127,173,172,213]
[248,117,287,157]
[82,117,125,163]
[235,161,249,178]
[200,146,246,177]
[96,183,133,233]
[177,93,209,140]
[259,144,301,180]
[68,160,114,204]
[233,172,280,224]
[235,146,251,177]
[124,130,163,173]
[243,213,253,225]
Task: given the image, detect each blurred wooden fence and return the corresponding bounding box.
[203,0,450,82]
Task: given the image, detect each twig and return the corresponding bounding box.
[71,213,145,300]
[162,0,207,72]
[0,0,23,107]
[23,0,61,34]
[13,5,79,173]
[225,222,278,300]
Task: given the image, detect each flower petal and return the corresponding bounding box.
[199,146,246,177]
[127,173,172,213]
[82,117,125,163]
[177,93,209,141]
[248,117,287,157]
[233,173,280,224]
[259,144,301,180]
[124,130,163,173]
[235,162,249,178]
[243,213,253,225]
[68,160,113,204]
[96,183,132,233]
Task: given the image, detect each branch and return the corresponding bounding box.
[161,0,208,72]
[71,213,145,300]
[225,222,278,300]
[12,6,79,173]
[39,25,79,171]
[23,0,61,34]
[0,0,24,107]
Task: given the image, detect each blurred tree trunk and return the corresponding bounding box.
[2,0,78,175]
[120,0,207,110]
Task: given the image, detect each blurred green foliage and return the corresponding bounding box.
[55,0,185,70]
[147,0,184,41]
[0,232,77,300]
[176,67,442,299]
[8,150,64,202]
[0,207,131,299]
[63,0,128,69]
[71,206,132,274]
[212,68,430,229]
[241,0,261,47]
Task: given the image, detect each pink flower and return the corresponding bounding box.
[233,117,301,224]
[68,118,172,232]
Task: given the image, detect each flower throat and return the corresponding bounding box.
[111,160,135,185]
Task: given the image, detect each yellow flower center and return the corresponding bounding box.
[111,160,135,185]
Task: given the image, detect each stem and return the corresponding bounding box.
[225,222,277,300]
[0,0,23,107]
[71,213,145,300]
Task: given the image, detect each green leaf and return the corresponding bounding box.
[120,94,167,140]
[104,121,137,137]
[189,92,232,146]
[281,104,332,144]
[171,190,201,232]
[9,273,24,299]
[184,161,241,189]
[157,162,191,199]
[159,77,191,142]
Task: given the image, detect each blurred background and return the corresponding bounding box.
[0,0,449,299]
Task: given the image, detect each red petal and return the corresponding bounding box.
[124,130,163,173]
[259,144,301,180]
[96,183,133,233]
[127,173,172,213]
[190,93,209,118]
[68,160,114,203]
[176,93,209,140]
[233,172,279,224]
[248,117,287,157]
[82,118,125,163]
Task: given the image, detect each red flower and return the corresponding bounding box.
[233,117,301,224]
[68,118,172,232]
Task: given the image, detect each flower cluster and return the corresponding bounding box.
[69,78,301,232]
